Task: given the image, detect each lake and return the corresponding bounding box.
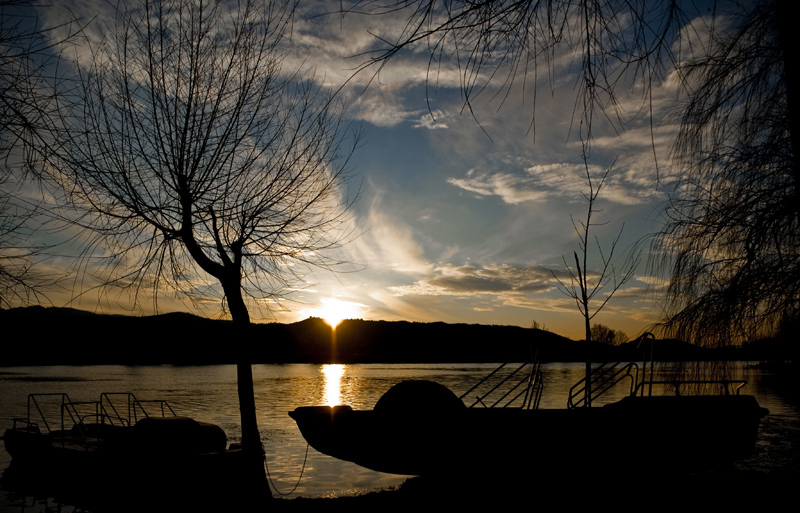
[1,362,797,511]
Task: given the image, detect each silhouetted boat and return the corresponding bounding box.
[2,392,242,496]
[289,361,769,477]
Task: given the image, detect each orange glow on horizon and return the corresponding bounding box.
[315,297,364,328]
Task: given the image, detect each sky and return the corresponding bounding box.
[13,0,705,340]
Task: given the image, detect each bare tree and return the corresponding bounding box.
[653,0,799,347]
[553,156,638,405]
[39,0,360,494]
[529,318,547,331]
[554,159,638,343]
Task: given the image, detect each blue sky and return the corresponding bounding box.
[24,0,699,340]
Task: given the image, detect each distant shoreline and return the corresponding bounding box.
[3,306,793,366]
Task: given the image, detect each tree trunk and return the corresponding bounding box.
[776,0,800,217]
[578,252,592,408]
[584,316,592,408]
[222,277,271,503]
[225,283,262,454]
[178,214,269,500]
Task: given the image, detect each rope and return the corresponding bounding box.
[264,443,311,497]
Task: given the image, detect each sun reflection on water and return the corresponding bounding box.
[321,364,346,406]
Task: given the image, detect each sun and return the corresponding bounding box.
[317,297,363,328]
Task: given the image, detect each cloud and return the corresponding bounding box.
[351,92,426,127]
[389,262,559,297]
[448,169,550,204]
[286,2,467,91]
[413,110,449,129]
[447,163,588,205]
[342,189,433,276]
[447,151,673,207]
[380,255,660,328]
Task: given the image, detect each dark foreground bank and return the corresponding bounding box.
[3,460,797,512]
[279,470,797,511]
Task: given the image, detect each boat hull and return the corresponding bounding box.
[2,416,246,511]
[289,395,768,476]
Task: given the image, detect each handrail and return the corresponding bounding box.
[491,365,536,408]
[631,332,750,397]
[592,362,637,401]
[100,393,138,427]
[64,400,104,447]
[460,359,543,410]
[99,393,176,427]
[17,392,177,451]
[568,362,638,409]
[459,363,512,404]
[521,360,544,410]
[25,393,71,434]
[21,393,91,448]
[473,362,529,408]
[632,379,749,396]
[568,350,751,408]
[531,368,544,409]
[635,332,655,396]
[136,399,177,418]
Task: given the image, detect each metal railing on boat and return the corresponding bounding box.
[566,332,752,408]
[12,393,76,436]
[11,392,177,450]
[567,362,752,408]
[567,362,639,409]
[99,392,176,427]
[460,359,543,409]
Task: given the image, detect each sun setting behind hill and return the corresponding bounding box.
[303,297,367,328]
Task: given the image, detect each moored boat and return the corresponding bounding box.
[289,361,769,477]
[2,392,245,506]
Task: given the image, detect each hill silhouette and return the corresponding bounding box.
[0,306,779,365]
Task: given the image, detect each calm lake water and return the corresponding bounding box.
[1,362,797,511]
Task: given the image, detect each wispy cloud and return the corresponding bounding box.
[389,262,560,297]
[413,110,449,129]
[350,92,426,127]
[343,190,433,276]
[448,154,673,207]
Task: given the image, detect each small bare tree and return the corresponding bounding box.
[530,318,547,331]
[553,155,639,405]
[554,159,638,341]
[39,0,360,494]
